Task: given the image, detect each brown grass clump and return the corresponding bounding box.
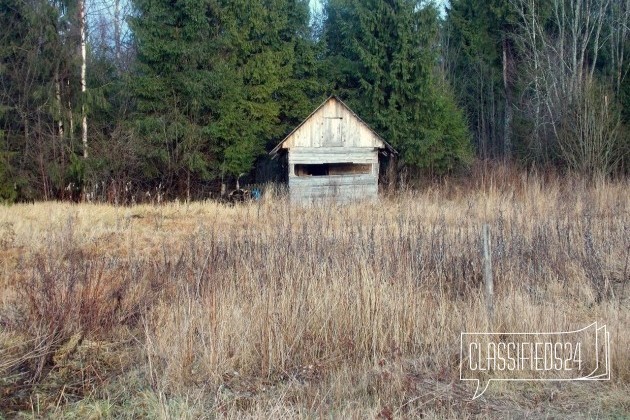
[0,170,629,418]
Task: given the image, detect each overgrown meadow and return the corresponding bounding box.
[1,167,629,418]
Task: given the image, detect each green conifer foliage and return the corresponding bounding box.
[323,0,472,175]
[129,0,220,188]
[130,0,320,185]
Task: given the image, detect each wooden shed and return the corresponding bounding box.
[270,96,396,203]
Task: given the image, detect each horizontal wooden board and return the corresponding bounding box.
[288,148,378,165]
[289,184,378,203]
[289,174,377,187]
[289,173,379,203]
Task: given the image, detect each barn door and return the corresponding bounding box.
[322,116,344,147]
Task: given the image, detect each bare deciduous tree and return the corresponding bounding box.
[608,0,630,95]
[557,81,622,175]
[512,0,624,174]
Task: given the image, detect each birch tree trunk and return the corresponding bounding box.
[114,0,121,67]
[55,75,64,141]
[502,37,512,159]
[79,0,88,159]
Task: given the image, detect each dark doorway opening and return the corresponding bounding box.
[294,163,372,177]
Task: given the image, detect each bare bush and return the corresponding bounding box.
[512,0,627,174]
[557,81,624,176]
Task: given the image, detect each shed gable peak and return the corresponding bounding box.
[270,96,395,155]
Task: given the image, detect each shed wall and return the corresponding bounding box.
[288,148,379,203]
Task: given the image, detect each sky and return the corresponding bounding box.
[310,0,324,16]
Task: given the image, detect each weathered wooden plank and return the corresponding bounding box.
[289,187,378,198]
[290,157,375,165]
[283,99,385,150]
[289,174,377,187]
[290,157,376,167]
[289,150,378,166]
[289,184,378,203]
[289,147,378,155]
[290,185,377,196]
[288,176,378,188]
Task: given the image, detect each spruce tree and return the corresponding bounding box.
[129,0,220,192]
[446,0,521,159]
[323,0,472,175]
[130,0,320,190]
[210,0,320,181]
[0,0,71,199]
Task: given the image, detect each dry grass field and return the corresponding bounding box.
[1,167,629,418]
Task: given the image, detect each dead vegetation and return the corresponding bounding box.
[0,168,629,418]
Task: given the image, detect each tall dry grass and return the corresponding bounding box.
[0,169,628,417]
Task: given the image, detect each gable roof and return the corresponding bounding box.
[269,95,397,156]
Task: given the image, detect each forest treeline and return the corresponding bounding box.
[0,0,628,202]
